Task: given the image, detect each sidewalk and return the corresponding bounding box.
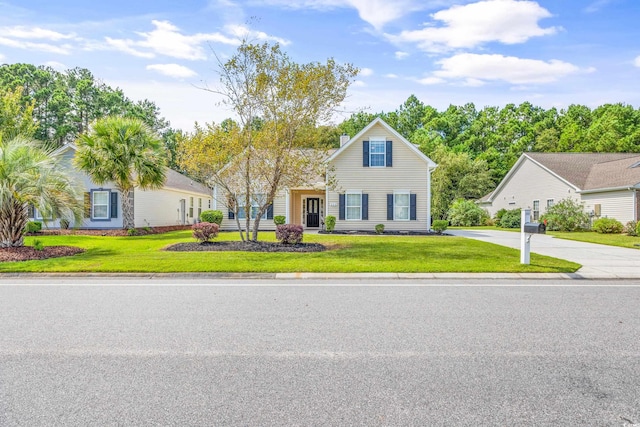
[449,229,640,279]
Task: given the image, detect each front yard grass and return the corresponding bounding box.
[0,231,580,273]
[549,231,640,249]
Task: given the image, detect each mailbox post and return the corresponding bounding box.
[520,209,546,264]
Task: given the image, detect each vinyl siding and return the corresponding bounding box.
[327,122,430,231]
[581,190,636,223]
[485,157,580,218]
[217,190,287,231]
[133,187,212,228]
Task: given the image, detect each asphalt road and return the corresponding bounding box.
[1,278,640,426]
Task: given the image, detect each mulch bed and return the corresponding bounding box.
[165,241,326,253]
[34,225,192,237]
[318,230,448,236]
[0,246,85,262]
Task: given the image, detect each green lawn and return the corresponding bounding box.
[549,231,640,249]
[1,230,580,273]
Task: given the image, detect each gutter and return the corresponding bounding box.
[577,185,639,194]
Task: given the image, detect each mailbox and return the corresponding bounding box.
[524,222,546,234]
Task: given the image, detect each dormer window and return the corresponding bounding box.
[363,139,393,167]
[369,140,386,167]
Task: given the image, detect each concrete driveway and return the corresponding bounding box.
[449,229,640,279]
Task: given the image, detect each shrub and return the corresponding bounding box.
[25,221,42,234]
[498,209,521,229]
[200,210,223,226]
[637,221,640,237]
[375,224,385,234]
[494,208,508,223]
[447,199,489,226]
[484,217,495,226]
[540,198,589,231]
[276,224,304,244]
[624,220,638,236]
[592,217,623,234]
[33,239,44,251]
[432,220,448,234]
[127,228,138,236]
[274,215,286,226]
[325,215,336,232]
[192,222,220,243]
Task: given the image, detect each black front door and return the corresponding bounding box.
[306,198,320,228]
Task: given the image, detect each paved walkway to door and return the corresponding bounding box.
[449,229,640,279]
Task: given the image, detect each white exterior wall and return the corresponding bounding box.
[485,157,580,218]
[134,188,212,228]
[580,190,636,223]
[327,122,430,231]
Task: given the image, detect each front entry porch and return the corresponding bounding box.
[289,189,325,229]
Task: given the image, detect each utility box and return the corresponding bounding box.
[524,222,546,234]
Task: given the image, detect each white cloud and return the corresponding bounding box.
[395,51,409,60]
[224,24,291,46]
[384,73,398,79]
[256,0,435,29]
[416,76,445,85]
[359,67,374,77]
[147,63,198,78]
[635,56,640,68]
[0,26,76,41]
[433,53,580,84]
[584,0,614,13]
[352,80,367,87]
[0,37,71,54]
[105,37,156,58]
[387,0,559,52]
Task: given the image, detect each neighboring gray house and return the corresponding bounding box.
[479,152,640,223]
[29,143,213,229]
[215,118,438,231]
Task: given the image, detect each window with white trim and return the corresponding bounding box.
[369,140,386,167]
[198,198,202,217]
[238,194,267,219]
[394,192,410,220]
[346,192,362,220]
[92,190,110,220]
[189,197,194,218]
[532,200,540,221]
[546,199,554,208]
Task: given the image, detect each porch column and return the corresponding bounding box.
[285,191,290,224]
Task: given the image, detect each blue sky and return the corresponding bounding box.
[1,0,639,131]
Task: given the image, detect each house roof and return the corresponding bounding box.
[482,152,640,202]
[326,117,437,169]
[54,143,211,196]
[526,152,640,190]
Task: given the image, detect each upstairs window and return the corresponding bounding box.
[369,140,386,167]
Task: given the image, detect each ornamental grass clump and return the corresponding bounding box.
[192,222,220,243]
[276,224,304,244]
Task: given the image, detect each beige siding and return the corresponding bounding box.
[581,190,636,223]
[217,190,287,231]
[486,157,580,218]
[327,122,430,231]
[134,188,212,227]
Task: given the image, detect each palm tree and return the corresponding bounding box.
[74,116,167,229]
[0,136,82,247]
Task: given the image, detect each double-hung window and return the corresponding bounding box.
[92,190,110,220]
[532,200,540,221]
[238,194,267,220]
[394,192,410,220]
[546,199,554,209]
[345,193,362,220]
[369,140,386,167]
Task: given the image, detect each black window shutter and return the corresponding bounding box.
[84,192,91,218]
[362,194,368,220]
[387,194,393,221]
[228,210,235,219]
[267,203,273,219]
[110,192,118,218]
[410,194,417,220]
[386,141,393,167]
[339,194,345,220]
[362,141,369,167]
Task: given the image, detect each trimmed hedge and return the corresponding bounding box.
[25,221,42,233]
[432,220,448,234]
[592,217,623,234]
[199,210,223,226]
[192,222,220,243]
[276,224,304,244]
[325,215,336,232]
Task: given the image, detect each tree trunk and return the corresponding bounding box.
[0,199,29,248]
[120,188,135,229]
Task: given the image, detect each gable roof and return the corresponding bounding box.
[326,117,437,169]
[482,152,640,202]
[53,143,211,196]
